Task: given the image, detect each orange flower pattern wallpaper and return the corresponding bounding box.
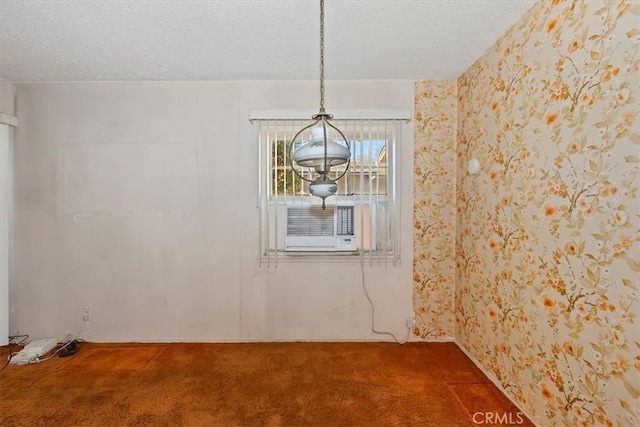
[414,0,639,424]
[413,80,457,340]
[453,0,639,425]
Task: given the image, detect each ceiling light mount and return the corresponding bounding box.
[289,0,350,209]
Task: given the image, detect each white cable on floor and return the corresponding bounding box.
[14,327,86,366]
[0,334,29,372]
[31,326,86,364]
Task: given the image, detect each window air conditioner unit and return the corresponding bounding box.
[285,205,357,252]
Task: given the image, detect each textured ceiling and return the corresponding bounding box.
[0,0,535,82]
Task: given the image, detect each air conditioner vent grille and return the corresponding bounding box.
[336,206,354,236]
[287,206,334,237]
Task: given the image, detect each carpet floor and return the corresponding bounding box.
[0,342,532,426]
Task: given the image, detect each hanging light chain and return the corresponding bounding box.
[288,0,352,209]
[319,0,325,112]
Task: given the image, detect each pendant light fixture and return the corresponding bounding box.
[289,0,351,209]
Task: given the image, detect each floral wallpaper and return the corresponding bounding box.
[413,80,457,340]
[454,0,640,425]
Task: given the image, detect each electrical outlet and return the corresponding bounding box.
[82,306,92,321]
[405,312,414,329]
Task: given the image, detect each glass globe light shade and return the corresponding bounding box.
[308,176,338,199]
[291,127,350,174]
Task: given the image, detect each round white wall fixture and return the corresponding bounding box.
[468,158,480,175]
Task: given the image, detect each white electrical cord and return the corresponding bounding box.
[16,328,85,366]
[359,250,411,344]
[29,337,79,364]
[0,334,29,372]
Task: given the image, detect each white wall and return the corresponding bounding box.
[12,80,415,342]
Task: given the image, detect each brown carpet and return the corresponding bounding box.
[0,342,531,426]
[447,383,534,426]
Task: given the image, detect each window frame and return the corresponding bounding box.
[251,109,410,267]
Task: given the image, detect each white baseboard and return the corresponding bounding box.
[410,337,456,343]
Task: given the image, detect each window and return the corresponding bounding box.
[269,134,388,197]
[251,110,409,266]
